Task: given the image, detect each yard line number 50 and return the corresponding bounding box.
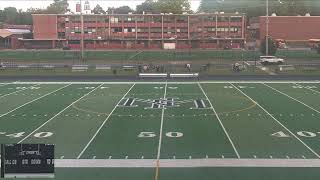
[138,131,183,138]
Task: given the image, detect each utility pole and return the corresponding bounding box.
[266,0,269,56]
[80,0,84,61]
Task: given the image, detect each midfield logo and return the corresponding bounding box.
[119,97,208,109]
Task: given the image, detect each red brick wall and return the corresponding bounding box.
[260,16,320,41]
[33,15,58,39]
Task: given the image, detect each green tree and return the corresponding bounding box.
[92,4,106,14]
[107,6,133,14]
[46,0,69,14]
[114,6,133,14]
[136,0,158,14]
[0,10,5,24]
[260,36,277,55]
[3,7,19,24]
[155,0,191,14]
[317,43,320,54]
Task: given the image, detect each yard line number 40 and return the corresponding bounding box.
[271,131,320,138]
[0,132,53,138]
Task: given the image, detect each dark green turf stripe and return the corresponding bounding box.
[80,84,164,159]
[160,84,238,159]
[23,84,132,159]
[236,83,320,158]
[202,83,317,159]
[0,84,100,145]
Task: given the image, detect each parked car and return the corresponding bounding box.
[259,56,284,65]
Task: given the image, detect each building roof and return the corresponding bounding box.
[32,12,245,16]
[0,29,31,38]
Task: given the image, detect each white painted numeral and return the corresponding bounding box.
[297,131,317,138]
[138,131,183,138]
[6,132,25,138]
[138,132,156,138]
[34,132,53,138]
[270,131,290,138]
[85,87,95,89]
[165,132,183,138]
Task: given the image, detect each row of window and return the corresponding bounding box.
[66,27,190,33]
[64,16,242,24]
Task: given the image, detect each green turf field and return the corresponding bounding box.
[0,81,320,180]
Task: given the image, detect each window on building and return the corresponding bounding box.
[230,16,242,22]
[217,16,227,22]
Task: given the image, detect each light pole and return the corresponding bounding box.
[266,0,269,56]
[80,0,84,61]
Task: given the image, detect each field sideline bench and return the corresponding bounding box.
[139,73,168,78]
[170,73,199,78]
[96,65,111,70]
[72,65,88,72]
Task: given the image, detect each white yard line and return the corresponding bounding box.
[198,83,240,158]
[18,83,105,144]
[0,84,71,119]
[231,83,320,159]
[263,83,320,114]
[2,158,320,168]
[156,81,168,160]
[8,81,320,85]
[77,83,136,159]
[295,83,320,94]
[0,158,312,168]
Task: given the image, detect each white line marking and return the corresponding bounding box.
[22,158,318,168]
[263,83,320,114]
[0,85,37,100]
[0,84,71,119]
[231,83,320,158]
[295,83,320,94]
[17,84,105,144]
[9,81,320,85]
[156,81,168,160]
[198,83,240,159]
[77,84,135,159]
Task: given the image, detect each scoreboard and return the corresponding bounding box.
[1,144,55,178]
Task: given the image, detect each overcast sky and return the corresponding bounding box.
[0,0,201,12]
